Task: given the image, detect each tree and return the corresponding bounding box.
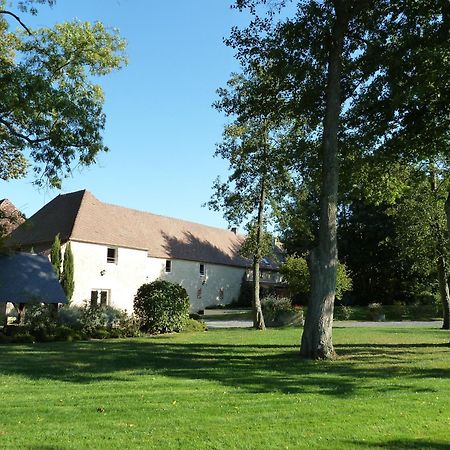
[50,233,61,279]
[389,165,450,329]
[209,72,292,330]
[230,0,449,356]
[280,255,352,303]
[0,1,127,187]
[61,241,74,302]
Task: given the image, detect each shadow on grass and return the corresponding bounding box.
[351,438,450,449]
[0,337,447,397]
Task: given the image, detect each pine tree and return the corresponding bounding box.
[50,234,61,279]
[61,242,75,302]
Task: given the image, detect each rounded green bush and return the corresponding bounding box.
[134,280,190,334]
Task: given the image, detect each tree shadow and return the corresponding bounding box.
[0,337,446,397]
[350,438,450,449]
[161,230,248,267]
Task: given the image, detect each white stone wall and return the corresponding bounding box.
[68,240,246,313]
[162,259,244,312]
[69,241,151,313]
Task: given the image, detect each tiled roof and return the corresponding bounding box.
[0,252,67,304]
[7,191,84,247]
[8,190,281,269]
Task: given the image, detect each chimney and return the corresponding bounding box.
[231,227,237,235]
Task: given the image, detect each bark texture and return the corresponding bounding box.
[437,255,450,329]
[300,1,347,359]
[252,175,266,330]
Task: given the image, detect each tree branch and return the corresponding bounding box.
[0,10,32,36]
[0,117,49,145]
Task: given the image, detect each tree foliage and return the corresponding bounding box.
[280,255,352,302]
[226,0,449,356]
[50,233,61,279]
[61,241,74,302]
[0,1,127,187]
[133,281,190,334]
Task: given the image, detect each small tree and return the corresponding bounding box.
[50,234,61,279]
[134,280,190,334]
[61,242,74,302]
[281,255,352,302]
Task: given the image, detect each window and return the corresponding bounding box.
[165,260,172,273]
[219,288,224,301]
[90,289,110,307]
[199,263,205,276]
[107,247,118,264]
[197,288,202,299]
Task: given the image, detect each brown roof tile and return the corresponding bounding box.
[7,191,84,247]
[9,190,280,268]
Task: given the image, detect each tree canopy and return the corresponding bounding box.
[0,1,127,187]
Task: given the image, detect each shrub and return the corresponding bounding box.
[58,305,84,329]
[368,302,384,321]
[24,303,58,341]
[182,318,208,332]
[12,332,35,343]
[261,296,303,327]
[237,274,253,307]
[334,305,354,320]
[134,280,190,334]
[79,304,127,335]
[389,301,406,320]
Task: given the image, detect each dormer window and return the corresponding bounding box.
[107,247,118,264]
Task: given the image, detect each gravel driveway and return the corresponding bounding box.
[204,319,443,329]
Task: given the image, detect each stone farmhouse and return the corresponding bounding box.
[8,190,283,313]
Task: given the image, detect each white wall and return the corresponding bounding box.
[69,241,151,313]
[162,259,244,312]
[69,241,246,313]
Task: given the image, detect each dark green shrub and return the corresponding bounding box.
[53,325,76,341]
[12,332,35,343]
[24,303,58,341]
[388,301,406,320]
[237,274,252,307]
[0,333,12,344]
[182,318,207,332]
[91,327,110,339]
[134,280,190,334]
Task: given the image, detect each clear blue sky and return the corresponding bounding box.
[1,0,257,229]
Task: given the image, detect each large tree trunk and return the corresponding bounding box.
[300,1,347,359]
[252,175,266,330]
[437,256,450,329]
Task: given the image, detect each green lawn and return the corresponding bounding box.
[0,327,449,449]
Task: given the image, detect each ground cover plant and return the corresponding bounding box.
[0,327,449,449]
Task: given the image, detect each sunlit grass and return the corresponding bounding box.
[0,327,449,449]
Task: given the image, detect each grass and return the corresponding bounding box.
[0,327,449,449]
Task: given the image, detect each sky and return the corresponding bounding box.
[1,0,259,229]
